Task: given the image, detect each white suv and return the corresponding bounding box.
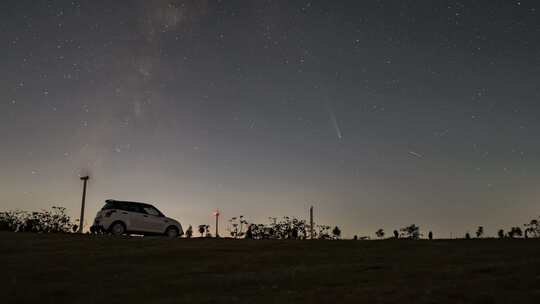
[90,200,183,238]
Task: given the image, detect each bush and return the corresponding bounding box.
[0,206,76,233]
[525,218,540,238]
[476,226,484,238]
[332,226,341,240]
[228,216,248,239]
[400,224,420,240]
[238,216,336,240]
[508,227,523,238]
[185,225,193,238]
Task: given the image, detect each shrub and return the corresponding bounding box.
[524,218,539,238]
[508,227,523,239]
[185,225,193,238]
[332,226,341,240]
[198,224,208,237]
[228,216,248,239]
[476,226,484,238]
[238,216,336,240]
[400,224,420,240]
[0,206,76,233]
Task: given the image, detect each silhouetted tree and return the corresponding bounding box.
[465,232,471,240]
[498,229,505,239]
[228,216,248,239]
[185,225,193,238]
[292,226,298,239]
[400,224,420,240]
[508,227,523,239]
[375,228,385,239]
[245,224,253,239]
[393,230,399,239]
[428,231,433,240]
[317,225,331,240]
[514,227,523,238]
[524,218,540,238]
[332,226,341,239]
[476,226,484,238]
[198,224,206,237]
[353,235,358,240]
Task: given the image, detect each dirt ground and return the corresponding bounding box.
[2,232,540,303]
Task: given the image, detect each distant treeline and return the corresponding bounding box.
[1,206,539,240]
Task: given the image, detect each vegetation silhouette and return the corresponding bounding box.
[524,218,539,238]
[400,224,420,240]
[227,216,248,239]
[2,206,539,242]
[225,216,344,240]
[0,206,76,233]
[476,226,484,238]
[508,227,523,239]
[185,225,193,238]
[332,226,341,240]
[198,224,210,237]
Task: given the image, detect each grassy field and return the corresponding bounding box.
[2,232,540,303]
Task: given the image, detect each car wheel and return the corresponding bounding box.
[110,222,126,236]
[165,227,179,238]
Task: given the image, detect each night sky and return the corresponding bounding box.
[2,0,539,238]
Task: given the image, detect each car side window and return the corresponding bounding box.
[126,204,144,213]
[143,207,160,216]
[117,202,130,212]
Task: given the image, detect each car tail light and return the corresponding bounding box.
[105,210,116,217]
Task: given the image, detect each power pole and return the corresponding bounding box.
[214,209,220,238]
[310,206,314,239]
[79,176,89,233]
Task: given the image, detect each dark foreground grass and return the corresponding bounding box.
[1,232,540,303]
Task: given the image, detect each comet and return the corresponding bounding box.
[409,151,424,158]
[329,107,343,140]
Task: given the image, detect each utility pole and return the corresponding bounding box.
[213,209,220,238]
[310,206,314,239]
[78,176,89,233]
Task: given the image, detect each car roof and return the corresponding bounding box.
[105,199,155,208]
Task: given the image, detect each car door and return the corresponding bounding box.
[141,206,168,233]
[125,204,148,232]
